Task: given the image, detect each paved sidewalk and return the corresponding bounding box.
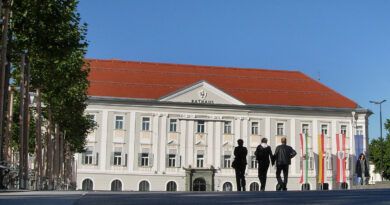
[0,189,389,205]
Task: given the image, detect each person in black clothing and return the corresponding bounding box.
[255,138,274,191]
[274,137,296,191]
[232,139,248,191]
[355,153,369,185]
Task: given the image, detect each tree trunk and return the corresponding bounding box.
[34,89,42,190]
[59,130,64,188]
[0,0,11,164]
[0,0,12,190]
[3,86,13,162]
[53,124,60,189]
[45,113,54,190]
[64,142,74,190]
[19,53,29,190]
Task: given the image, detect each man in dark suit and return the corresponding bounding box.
[233,139,248,191]
[255,138,274,191]
[274,137,296,191]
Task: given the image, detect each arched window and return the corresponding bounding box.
[193,178,206,191]
[111,180,122,191]
[250,182,259,191]
[222,182,233,191]
[139,180,150,192]
[82,179,93,191]
[166,181,177,192]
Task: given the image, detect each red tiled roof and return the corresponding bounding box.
[87,59,358,109]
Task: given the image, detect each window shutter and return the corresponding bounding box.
[124,154,128,167]
[166,154,170,167]
[81,153,85,165]
[95,152,99,165]
[110,152,114,166]
[149,153,154,167]
[247,155,252,169]
[137,153,141,167]
[175,155,180,168]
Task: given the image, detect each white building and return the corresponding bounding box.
[77,59,371,191]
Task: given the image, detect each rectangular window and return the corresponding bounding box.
[142,117,150,131]
[84,149,93,165]
[223,155,231,168]
[277,123,284,136]
[224,121,232,134]
[196,154,204,168]
[302,124,309,135]
[356,126,363,135]
[251,156,258,169]
[168,154,176,167]
[341,125,347,135]
[197,120,205,133]
[251,122,259,135]
[113,152,122,166]
[169,119,177,132]
[115,116,124,130]
[141,153,149,166]
[321,124,328,135]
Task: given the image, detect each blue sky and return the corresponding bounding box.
[78,0,390,140]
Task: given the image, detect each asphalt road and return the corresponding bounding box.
[1,189,390,205]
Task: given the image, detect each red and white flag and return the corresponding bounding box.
[336,134,347,183]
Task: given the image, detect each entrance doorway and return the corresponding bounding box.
[193,178,206,191]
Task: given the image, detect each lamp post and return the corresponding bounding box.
[369,99,386,181]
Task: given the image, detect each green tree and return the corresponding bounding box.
[11,0,93,151]
[8,0,95,189]
[369,119,390,180]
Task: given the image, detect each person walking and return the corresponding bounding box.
[232,139,248,191]
[355,153,369,185]
[255,138,274,191]
[274,137,296,191]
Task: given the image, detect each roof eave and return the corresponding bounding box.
[88,96,363,113]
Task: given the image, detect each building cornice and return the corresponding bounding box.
[88,96,372,117]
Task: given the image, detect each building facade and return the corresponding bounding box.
[77,59,371,191]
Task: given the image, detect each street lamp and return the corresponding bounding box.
[369,99,386,181]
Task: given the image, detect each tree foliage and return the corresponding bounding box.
[369,119,390,180]
[10,0,94,152]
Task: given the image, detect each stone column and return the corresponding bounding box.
[100,110,108,171]
[180,120,187,168]
[159,114,167,173]
[128,111,136,172]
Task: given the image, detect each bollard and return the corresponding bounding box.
[320,183,329,190]
[301,183,310,190]
[341,182,348,190]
